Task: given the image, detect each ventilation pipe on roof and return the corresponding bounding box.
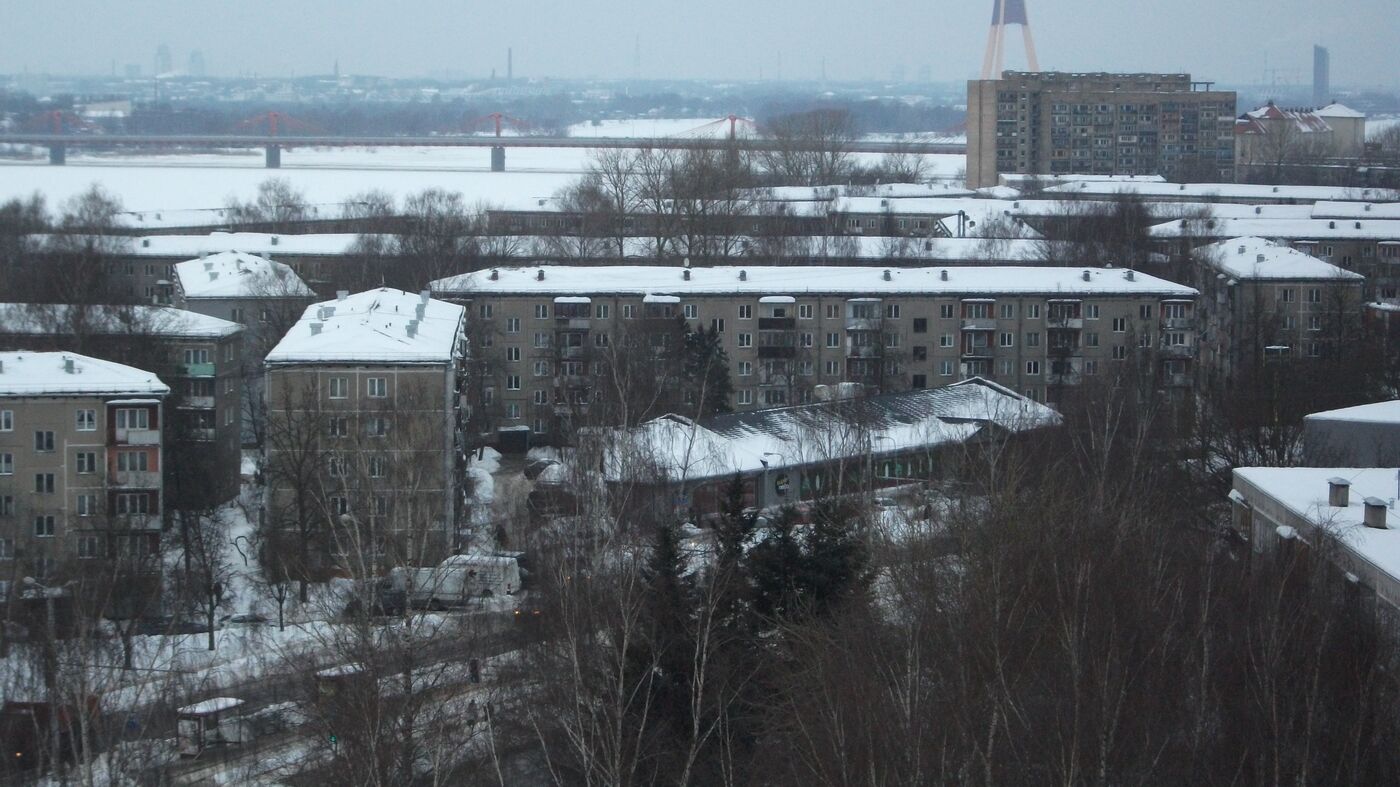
[683,269,691,281]
[0,360,4,373]
[536,269,545,281]
[940,269,948,281]
[419,289,430,303]
[142,239,151,248]
[1365,204,1372,212]
[924,240,932,251]
[209,272,219,281]
[739,270,747,281]
[1082,270,1091,281]
[406,320,418,338]
[271,235,279,246]
[336,290,348,301]
[1238,244,1246,255]
[883,269,891,281]
[63,357,74,374]
[1328,477,1351,507]
[310,323,322,336]
[489,268,499,280]
[1355,221,1361,229]
[1256,254,1266,263]
[1124,270,1136,281]
[1255,206,1262,214]
[1329,220,1336,229]
[1364,497,1389,529]
[415,303,425,320]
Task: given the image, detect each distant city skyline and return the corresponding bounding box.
[1,0,1397,88]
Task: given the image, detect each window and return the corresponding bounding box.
[0,410,10,431]
[483,388,495,405]
[1086,332,1100,348]
[824,360,840,375]
[939,334,954,348]
[1162,303,1187,319]
[477,303,494,320]
[117,451,148,472]
[1279,288,1295,303]
[230,307,244,323]
[884,333,900,348]
[533,390,548,405]
[1025,304,1041,319]
[1085,304,1100,319]
[594,333,610,348]
[77,535,101,559]
[1138,332,1153,348]
[763,390,787,406]
[999,360,1013,376]
[35,473,55,494]
[737,333,752,348]
[1138,304,1153,320]
[737,390,753,406]
[912,346,927,361]
[711,318,725,333]
[34,516,55,537]
[939,304,955,319]
[999,303,1015,319]
[76,452,96,474]
[329,377,349,399]
[533,332,550,348]
[1164,332,1187,347]
[799,360,814,376]
[328,496,349,517]
[183,348,210,365]
[505,375,522,391]
[1309,315,1322,332]
[738,362,752,377]
[0,453,11,475]
[506,403,521,420]
[884,304,901,319]
[738,304,753,319]
[533,360,550,377]
[117,408,150,430]
[506,317,521,333]
[1112,317,1127,333]
[1112,345,1127,360]
[34,431,54,452]
[328,416,348,438]
[75,409,95,431]
[0,538,12,558]
[939,360,954,376]
[1308,288,1321,304]
[1084,360,1099,375]
[999,332,1015,347]
[826,332,840,348]
[912,317,928,334]
[622,304,635,319]
[800,332,814,348]
[1,496,15,516]
[328,456,347,478]
[684,304,698,319]
[1025,360,1040,375]
[912,374,927,388]
[826,304,841,319]
[799,304,813,319]
[1025,332,1040,348]
[506,347,521,362]
[367,417,389,437]
[535,304,550,319]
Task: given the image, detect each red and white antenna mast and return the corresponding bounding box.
[981,0,1040,79]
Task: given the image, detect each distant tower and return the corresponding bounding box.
[980,0,1039,79]
[507,48,513,81]
[187,50,205,77]
[155,44,172,76]
[1313,45,1330,106]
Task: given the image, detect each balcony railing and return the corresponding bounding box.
[1049,372,1082,386]
[113,471,161,488]
[1166,373,1192,388]
[846,345,881,359]
[555,317,591,331]
[190,428,217,442]
[758,317,796,330]
[557,345,586,360]
[1160,344,1194,359]
[1162,317,1194,330]
[179,396,215,410]
[757,346,797,359]
[845,317,882,331]
[961,318,997,332]
[180,362,216,378]
[115,428,160,445]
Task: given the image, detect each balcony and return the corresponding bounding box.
[1166,373,1192,388]
[113,471,161,488]
[961,318,997,332]
[1048,372,1082,386]
[1160,344,1194,359]
[555,317,591,331]
[758,317,796,330]
[847,345,881,359]
[180,396,215,410]
[1162,317,1194,330]
[114,514,161,531]
[115,428,160,445]
[757,346,796,359]
[180,362,216,378]
[557,345,586,360]
[845,317,882,332]
[1048,318,1084,330]
[190,428,217,442]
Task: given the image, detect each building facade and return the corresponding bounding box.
[966,71,1237,188]
[262,288,468,573]
[434,265,1199,441]
[0,352,169,592]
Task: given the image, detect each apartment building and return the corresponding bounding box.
[263,288,468,572]
[0,304,245,505]
[432,265,1199,440]
[0,352,169,591]
[1189,237,1365,385]
[966,71,1237,188]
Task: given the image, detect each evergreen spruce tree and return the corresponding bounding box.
[682,323,733,416]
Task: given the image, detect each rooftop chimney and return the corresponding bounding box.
[1329,220,1336,229]
[1082,270,1091,281]
[204,261,213,271]
[142,239,151,248]
[270,235,279,246]
[336,290,348,301]
[0,360,4,373]
[1124,270,1136,281]
[683,269,691,281]
[415,303,426,320]
[310,323,322,336]
[739,270,747,281]
[63,357,75,374]
[209,272,219,281]
[940,269,949,281]
[882,269,891,281]
[406,320,419,338]
[1328,477,1351,507]
[490,268,499,280]
[536,269,545,281]
[1364,497,1389,529]
[1256,254,1265,263]
[1355,221,1361,229]
[1238,244,1246,255]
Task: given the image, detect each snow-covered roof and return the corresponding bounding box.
[0,303,244,339]
[178,697,245,716]
[1046,180,1390,203]
[1305,400,1400,426]
[126,231,363,258]
[433,264,1198,298]
[265,287,465,365]
[604,378,1060,483]
[0,352,170,398]
[1152,217,1400,241]
[1309,202,1400,221]
[175,251,316,299]
[1238,103,1333,135]
[1316,103,1365,119]
[1195,237,1363,281]
[999,173,1167,186]
[1234,467,1400,585]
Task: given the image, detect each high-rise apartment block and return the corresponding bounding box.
[966,72,1237,188]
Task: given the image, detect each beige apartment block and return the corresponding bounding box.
[967,71,1237,189]
[433,265,1200,441]
[263,288,468,574]
[0,352,169,593]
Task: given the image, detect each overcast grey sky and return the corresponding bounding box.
[2,0,1397,87]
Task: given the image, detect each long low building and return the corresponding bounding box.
[434,264,1199,441]
[603,377,1060,516]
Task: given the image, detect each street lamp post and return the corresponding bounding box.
[760,452,786,510]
